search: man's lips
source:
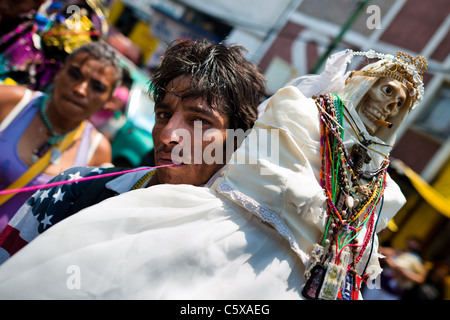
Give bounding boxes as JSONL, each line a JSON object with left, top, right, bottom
{"left": 158, "top": 157, "right": 175, "bottom": 165}
{"left": 157, "top": 152, "right": 185, "bottom": 165}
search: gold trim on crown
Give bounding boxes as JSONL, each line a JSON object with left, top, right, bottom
{"left": 348, "top": 50, "right": 428, "bottom": 108}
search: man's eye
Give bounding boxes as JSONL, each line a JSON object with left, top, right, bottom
{"left": 155, "top": 112, "right": 170, "bottom": 120}
{"left": 382, "top": 85, "right": 393, "bottom": 95}
{"left": 193, "top": 118, "right": 212, "bottom": 126}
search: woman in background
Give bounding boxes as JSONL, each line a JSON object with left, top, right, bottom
{"left": 0, "top": 41, "right": 122, "bottom": 231}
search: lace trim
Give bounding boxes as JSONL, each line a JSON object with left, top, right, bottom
{"left": 216, "top": 182, "right": 310, "bottom": 265}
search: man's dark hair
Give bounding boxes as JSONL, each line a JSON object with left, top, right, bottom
{"left": 150, "top": 39, "right": 268, "bottom": 131}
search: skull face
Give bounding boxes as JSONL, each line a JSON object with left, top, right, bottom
{"left": 356, "top": 77, "right": 408, "bottom": 136}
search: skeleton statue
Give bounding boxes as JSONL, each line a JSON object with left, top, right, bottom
{"left": 296, "top": 50, "right": 428, "bottom": 300}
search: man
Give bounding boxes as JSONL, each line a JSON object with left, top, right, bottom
{"left": 148, "top": 40, "right": 266, "bottom": 185}
{"left": 0, "top": 39, "right": 267, "bottom": 263}
{"left": 0, "top": 49, "right": 426, "bottom": 300}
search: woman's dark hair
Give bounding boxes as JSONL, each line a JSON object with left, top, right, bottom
{"left": 150, "top": 39, "right": 267, "bottom": 131}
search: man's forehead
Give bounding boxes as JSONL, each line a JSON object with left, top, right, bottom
{"left": 159, "top": 93, "right": 218, "bottom": 117}
{"left": 164, "top": 78, "right": 210, "bottom": 108}
{"left": 164, "top": 75, "right": 229, "bottom": 125}
{"left": 168, "top": 76, "right": 190, "bottom": 90}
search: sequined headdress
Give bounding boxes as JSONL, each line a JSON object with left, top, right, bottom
{"left": 347, "top": 50, "right": 427, "bottom": 109}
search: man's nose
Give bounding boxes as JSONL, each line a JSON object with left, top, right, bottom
{"left": 159, "top": 114, "right": 187, "bottom": 145}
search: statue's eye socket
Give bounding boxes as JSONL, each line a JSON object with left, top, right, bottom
{"left": 382, "top": 85, "right": 393, "bottom": 95}
{"left": 397, "top": 98, "right": 403, "bottom": 107}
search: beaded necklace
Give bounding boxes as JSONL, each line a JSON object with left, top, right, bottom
{"left": 302, "top": 94, "right": 389, "bottom": 300}
{"left": 31, "top": 95, "right": 68, "bottom": 164}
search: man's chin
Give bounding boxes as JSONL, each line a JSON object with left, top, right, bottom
{"left": 154, "top": 167, "right": 193, "bottom": 185}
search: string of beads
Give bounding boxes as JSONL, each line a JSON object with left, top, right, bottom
{"left": 305, "top": 93, "right": 389, "bottom": 299}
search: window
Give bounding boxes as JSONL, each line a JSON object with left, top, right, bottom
{"left": 415, "top": 83, "right": 450, "bottom": 141}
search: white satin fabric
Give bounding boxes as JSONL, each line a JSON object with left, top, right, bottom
{"left": 0, "top": 184, "right": 305, "bottom": 299}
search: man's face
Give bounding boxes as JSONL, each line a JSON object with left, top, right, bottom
{"left": 356, "top": 77, "right": 408, "bottom": 136}
{"left": 151, "top": 76, "right": 229, "bottom": 186}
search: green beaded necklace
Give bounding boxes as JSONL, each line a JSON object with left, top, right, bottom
{"left": 31, "top": 95, "right": 68, "bottom": 163}
{"left": 39, "top": 96, "right": 66, "bottom": 145}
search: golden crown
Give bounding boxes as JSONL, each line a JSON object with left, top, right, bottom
{"left": 348, "top": 50, "right": 428, "bottom": 108}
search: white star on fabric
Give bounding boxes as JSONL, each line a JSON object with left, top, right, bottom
{"left": 40, "top": 213, "right": 53, "bottom": 229}
{"left": 91, "top": 168, "right": 103, "bottom": 174}
{"left": 68, "top": 171, "right": 82, "bottom": 182}
{"left": 39, "top": 189, "right": 50, "bottom": 202}
{"left": 31, "top": 190, "right": 42, "bottom": 202}
{"left": 52, "top": 188, "right": 65, "bottom": 203}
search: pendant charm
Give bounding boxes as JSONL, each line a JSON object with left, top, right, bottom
{"left": 302, "top": 264, "right": 326, "bottom": 300}
{"left": 31, "top": 154, "right": 39, "bottom": 164}
{"left": 318, "top": 263, "right": 346, "bottom": 300}
{"left": 50, "top": 148, "right": 62, "bottom": 164}
{"left": 337, "top": 272, "right": 355, "bottom": 300}
{"left": 304, "top": 243, "right": 324, "bottom": 278}
{"left": 36, "top": 141, "right": 52, "bottom": 158}
{"left": 349, "top": 143, "right": 371, "bottom": 176}
{"left": 338, "top": 272, "right": 362, "bottom": 300}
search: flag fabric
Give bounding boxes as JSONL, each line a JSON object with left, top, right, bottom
{"left": 0, "top": 166, "right": 154, "bottom": 264}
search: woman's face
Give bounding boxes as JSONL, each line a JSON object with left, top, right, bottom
{"left": 50, "top": 52, "right": 118, "bottom": 124}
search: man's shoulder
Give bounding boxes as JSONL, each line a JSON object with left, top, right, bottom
{"left": 0, "top": 166, "right": 137, "bottom": 264}
{"left": 50, "top": 166, "right": 152, "bottom": 191}
{"left": 27, "top": 166, "right": 126, "bottom": 211}
{"left": 25, "top": 166, "right": 129, "bottom": 231}
{"left": 51, "top": 166, "right": 117, "bottom": 181}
